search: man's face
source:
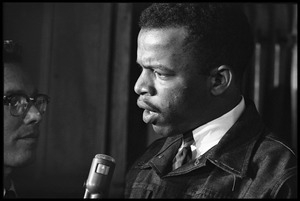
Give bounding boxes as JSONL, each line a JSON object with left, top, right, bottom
{"left": 4, "top": 63, "right": 42, "bottom": 168}
{"left": 135, "top": 27, "right": 214, "bottom": 137}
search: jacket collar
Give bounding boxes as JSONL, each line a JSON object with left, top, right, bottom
{"left": 147, "top": 135, "right": 183, "bottom": 176}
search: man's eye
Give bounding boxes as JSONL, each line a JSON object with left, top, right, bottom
{"left": 154, "top": 71, "right": 161, "bottom": 76}
{"left": 154, "top": 71, "right": 168, "bottom": 79}
{"left": 11, "top": 96, "right": 27, "bottom": 106}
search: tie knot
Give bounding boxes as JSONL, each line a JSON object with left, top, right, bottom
{"left": 182, "top": 131, "right": 194, "bottom": 147}
{"left": 172, "top": 131, "right": 194, "bottom": 170}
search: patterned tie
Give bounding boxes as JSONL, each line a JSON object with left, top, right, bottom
{"left": 172, "top": 132, "right": 194, "bottom": 170}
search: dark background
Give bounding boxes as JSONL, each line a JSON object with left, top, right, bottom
{"left": 3, "top": 2, "right": 297, "bottom": 198}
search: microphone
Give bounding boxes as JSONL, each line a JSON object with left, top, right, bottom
{"left": 83, "top": 154, "right": 116, "bottom": 199}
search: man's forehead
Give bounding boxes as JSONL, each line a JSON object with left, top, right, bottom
{"left": 138, "top": 27, "right": 188, "bottom": 48}
{"left": 4, "top": 63, "right": 36, "bottom": 95}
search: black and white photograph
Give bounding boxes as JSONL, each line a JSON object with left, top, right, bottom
{"left": 3, "top": 2, "right": 297, "bottom": 198}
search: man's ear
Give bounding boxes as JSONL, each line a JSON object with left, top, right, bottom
{"left": 210, "top": 65, "right": 232, "bottom": 95}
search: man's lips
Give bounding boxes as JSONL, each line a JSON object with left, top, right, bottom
{"left": 20, "top": 133, "right": 39, "bottom": 139}
{"left": 136, "top": 98, "right": 159, "bottom": 113}
{"left": 17, "top": 129, "right": 39, "bottom": 140}
{"left": 137, "top": 99, "right": 160, "bottom": 124}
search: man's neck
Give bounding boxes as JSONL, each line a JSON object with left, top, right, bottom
{"left": 207, "top": 93, "right": 242, "bottom": 124}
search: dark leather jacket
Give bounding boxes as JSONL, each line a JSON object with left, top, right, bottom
{"left": 125, "top": 99, "right": 297, "bottom": 198}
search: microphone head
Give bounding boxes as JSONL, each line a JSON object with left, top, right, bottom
{"left": 84, "top": 154, "right": 116, "bottom": 198}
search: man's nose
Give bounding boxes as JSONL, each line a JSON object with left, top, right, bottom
{"left": 23, "top": 105, "right": 42, "bottom": 125}
{"left": 134, "top": 70, "right": 155, "bottom": 96}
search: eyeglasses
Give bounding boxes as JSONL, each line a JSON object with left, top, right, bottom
{"left": 3, "top": 93, "right": 50, "bottom": 117}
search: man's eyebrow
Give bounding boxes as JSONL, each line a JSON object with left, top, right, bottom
{"left": 4, "top": 89, "right": 25, "bottom": 96}
{"left": 136, "top": 61, "right": 173, "bottom": 72}
{"left": 4, "top": 89, "right": 38, "bottom": 96}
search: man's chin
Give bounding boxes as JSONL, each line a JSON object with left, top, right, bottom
{"left": 9, "top": 152, "right": 36, "bottom": 168}
{"left": 152, "top": 124, "right": 177, "bottom": 137}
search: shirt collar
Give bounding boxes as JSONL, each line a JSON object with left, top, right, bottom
{"left": 191, "top": 96, "right": 245, "bottom": 158}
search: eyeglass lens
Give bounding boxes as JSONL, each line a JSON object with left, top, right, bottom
{"left": 9, "top": 95, "right": 48, "bottom": 116}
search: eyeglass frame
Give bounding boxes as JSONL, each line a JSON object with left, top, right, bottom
{"left": 3, "top": 93, "right": 50, "bottom": 117}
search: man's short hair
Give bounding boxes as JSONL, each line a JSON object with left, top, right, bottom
{"left": 139, "top": 3, "right": 254, "bottom": 82}
{"left": 3, "top": 40, "right": 22, "bottom": 64}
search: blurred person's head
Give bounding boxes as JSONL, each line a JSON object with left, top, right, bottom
{"left": 3, "top": 40, "right": 49, "bottom": 187}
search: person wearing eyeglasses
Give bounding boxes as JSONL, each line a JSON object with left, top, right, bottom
{"left": 3, "top": 40, "right": 50, "bottom": 198}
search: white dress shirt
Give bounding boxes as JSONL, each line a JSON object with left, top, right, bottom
{"left": 189, "top": 97, "right": 245, "bottom": 159}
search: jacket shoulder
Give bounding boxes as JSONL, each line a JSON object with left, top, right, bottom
{"left": 251, "top": 132, "right": 297, "bottom": 179}
{"left": 250, "top": 133, "right": 298, "bottom": 198}
{"left": 259, "top": 134, "right": 296, "bottom": 159}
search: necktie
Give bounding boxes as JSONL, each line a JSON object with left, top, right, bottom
{"left": 4, "top": 189, "right": 16, "bottom": 199}
{"left": 172, "top": 132, "right": 194, "bottom": 170}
